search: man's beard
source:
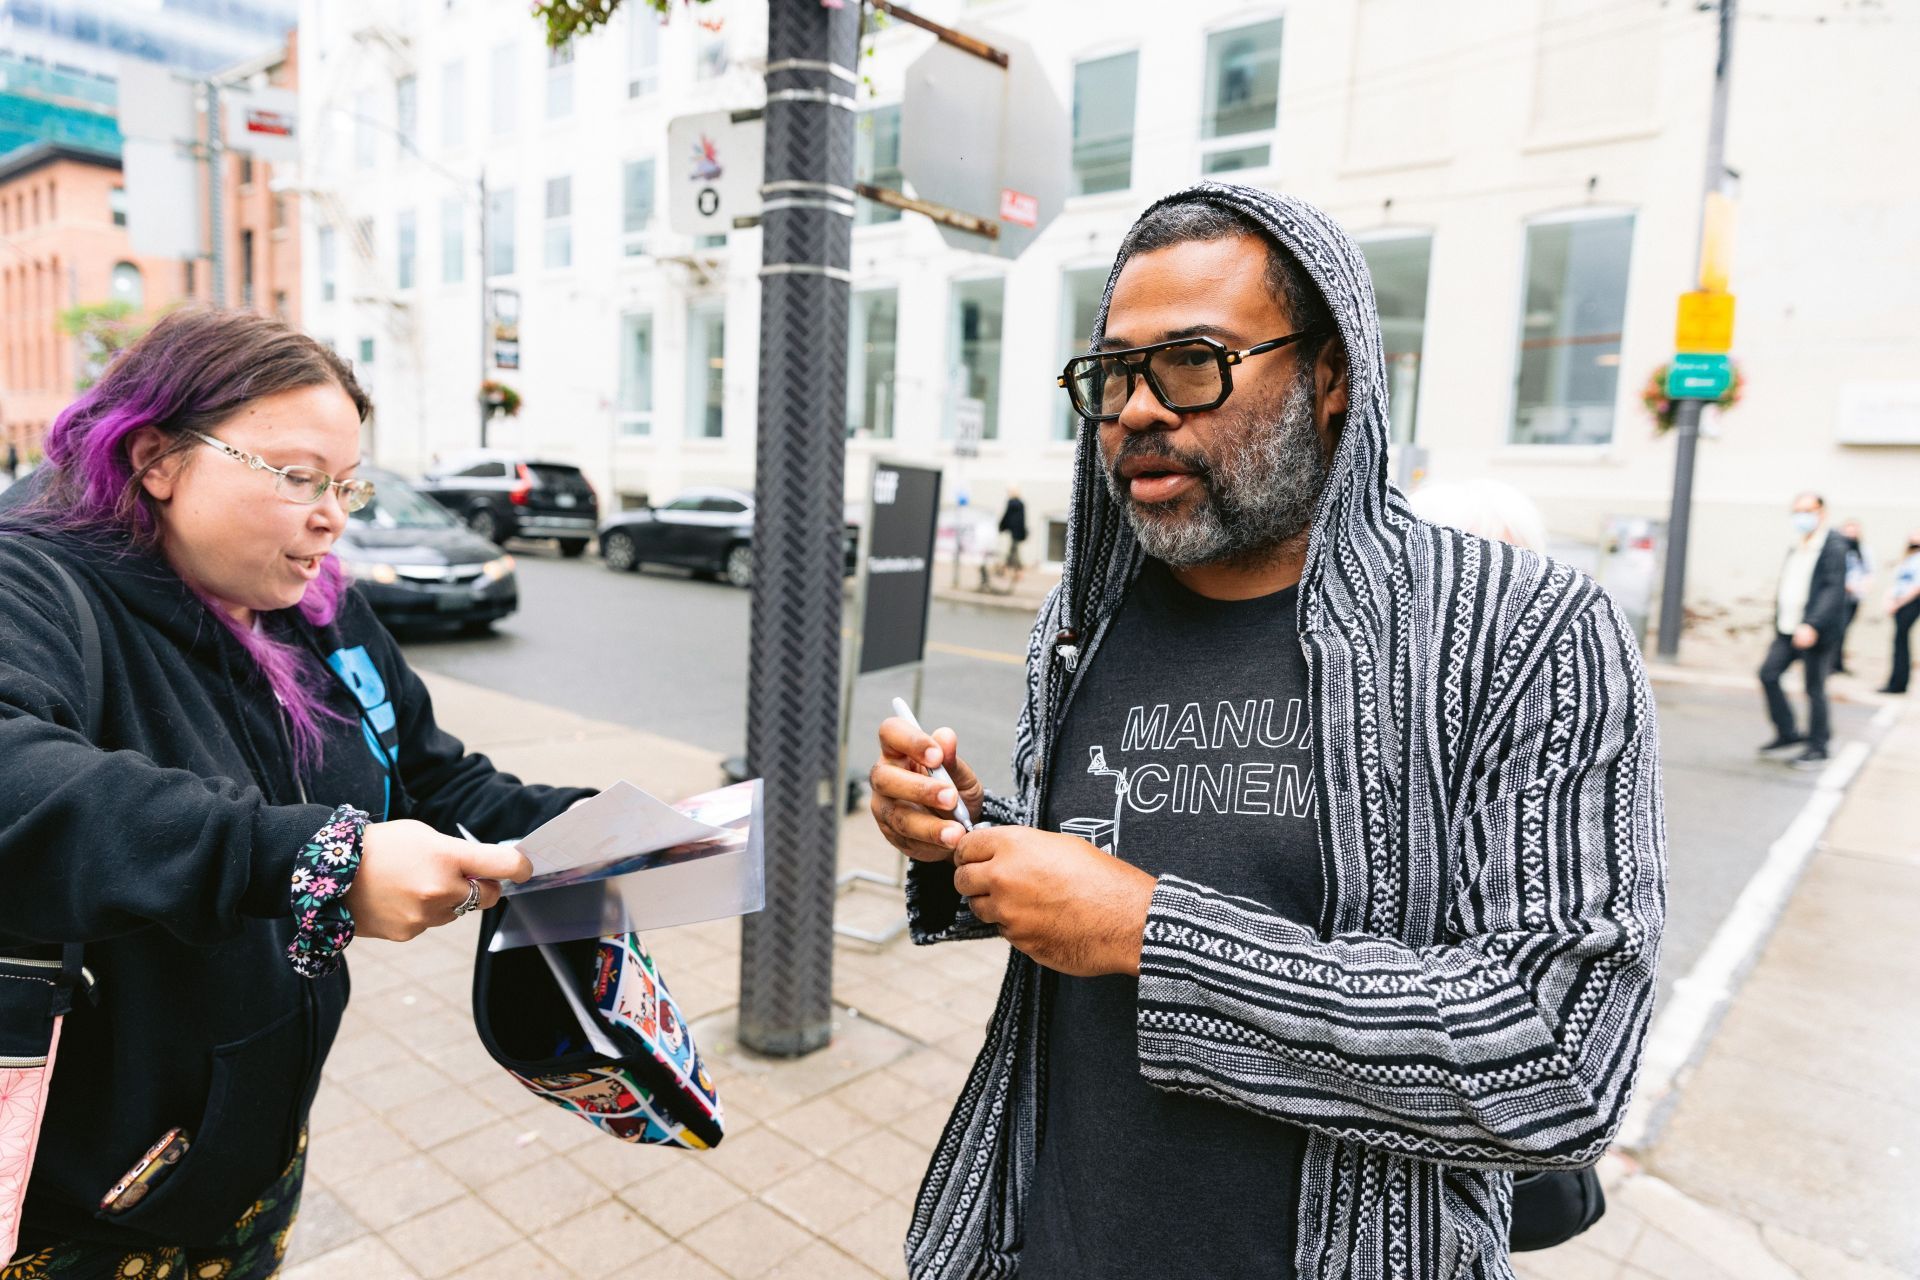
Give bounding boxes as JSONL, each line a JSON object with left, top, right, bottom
{"left": 1101, "top": 367, "right": 1329, "bottom": 569}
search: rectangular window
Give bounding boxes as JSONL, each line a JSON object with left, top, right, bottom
{"left": 1359, "top": 234, "right": 1431, "bottom": 445}
{"left": 854, "top": 106, "right": 903, "bottom": 226}
{"left": 318, "top": 225, "right": 337, "bottom": 302}
{"left": 686, "top": 299, "right": 726, "bottom": 438}
{"left": 949, "top": 277, "right": 1005, "bottom": 442}
{"left": 622, "top": 158, "right": 655, "bottom": 255}
{"left": 397, "top": 208, "right": 417, "bottom": 289}
{"left": 627, "top": 10, "right": 661, "bottom": 97}
{"left": 847, "top": 289, "right": 898, "bottom": 439}
{"left": 355, "top": 109, "right": 376, "bottom": 169}
{"left": 1057, "top": 267, "right": 1109, "bottom": 440}
{"left": 1201, "top": 19, "right": 1283, "bottom": 173}
{"left": 1072, "top": 52, "right": 1137, "bottom": 196}
{"left": 490, "top": 43, "right": 517, "bottom": 137}
{"left": 696, "top": 29, "right": 729, "bottom": 81}
{"left": 1511, "top": 213, "right": 1635, "bottom": 446}
{"left": 395, "top": 75, "right": 418, "bottom": 151}
{"left": 238, "top": 154, "right": 254, "bottom": 186}
{"left": 486, "top": 185, "right": 516, "bottom": 276}
{"left": 358, "top": 337, "right": 375, "bottom": 365}
{"left": 240, "top": 229, "right": 255, "bottom": 306}
{"left": 441, "top": 197, "right": 465, "bottom": 283}
{"left": 618, "top": 312, "right": 653, "bottom": 436}
{"left": 543, "top": 175, "right": 571, "bottom": 269}
{"left": 546, "top": 43, "right": 574, "bottom": 118}
{"left": 109, "top": 185, "right": 126, "bottom": 227}
{"left": 442, "top": 59, "right": 466, "bottom": 148}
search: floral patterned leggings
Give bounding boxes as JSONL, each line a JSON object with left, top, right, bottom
{"left": 1, "top": 1131, "right": 305, "bottom": 1280}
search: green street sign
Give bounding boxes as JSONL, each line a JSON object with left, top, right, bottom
{"left": 1667, "top": 352, "right": 1733, "bottom": 400}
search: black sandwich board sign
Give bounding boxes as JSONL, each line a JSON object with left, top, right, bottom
{"left": 858, "top": 462, "right": 942, "bottom": 676}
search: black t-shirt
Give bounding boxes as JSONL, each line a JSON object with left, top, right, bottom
{"left": 1022, "top": 560, "right": 1324, "bottom": 1280}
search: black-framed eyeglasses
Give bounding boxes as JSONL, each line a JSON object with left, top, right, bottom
{"left": 1057, "top": 327, "right": 1328, "bottom": 423}
{"left": 189, "top": 430, "right": 376, "bottom": 514}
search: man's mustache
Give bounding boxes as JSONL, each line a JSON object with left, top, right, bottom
{"left": 1105, "top": 435, "right": 1214, "bottom": 501}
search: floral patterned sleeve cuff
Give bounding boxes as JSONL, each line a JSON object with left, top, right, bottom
{"left": 287, "top": 804, "right": 369, "bottom": 979}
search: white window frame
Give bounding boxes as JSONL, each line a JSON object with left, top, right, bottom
{"left": 441, "top": 59, "right": 466, "bottom": 150}
{"left": 395, "top": 75, "right": 418, "bottom": 152}
{"left": 686, "top": 297, "right": 727, "bottom": 440}
{"left": 543, "top": 175, "right": 572, "bottom": 270}
{"left": 1069, "top": 49, "right": 1139, "bottom": 199}
{"left": 396, "top": 208, "right": 417, "bottom": 291}
{"left": 546, "top": 42, "right": 574, "bottom": 119}
{"left": 1197, "top": 13, "right": 1286, "bottom": 178}
{"left": 622, "top": 157, "right": 656, "bottom": 256}
{"left": 627, "top": 9, "right": 661, "bottom": 98}
{"left": 1353, "top": 227, "right": 1435, "bottom": 447}
{"left": 490, "top": 43, "right": 518, "bottom": 137}
{"left": 487, "top": 185, "right": 516, "bottom": 277}
{"left": 1504, "top": 204, "right": 1638, "bottom": 451}
{"left": 440, "top": 196, "right": 465, "bottom": 285}
{"left": 617, "top": 310, "right": 654, "bottom": 437}
{"left": 947, "top": 274, "right": 1007, "bottom": 443}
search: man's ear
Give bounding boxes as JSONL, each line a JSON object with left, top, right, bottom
{"left": 127, "top": 428, "right": 182, "bottom": 501}
{"left": 1320, "top": 333, "right": 1351, "bottom": 422}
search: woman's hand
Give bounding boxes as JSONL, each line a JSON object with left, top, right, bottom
{"left": 868, "top": 718, "right": 984, "bottom": 864}
{"left": 345, "top": 820, "right": 533, "bottom": 941}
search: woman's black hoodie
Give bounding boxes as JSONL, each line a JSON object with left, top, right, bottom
{"left": 0, "top": 531, "right": 592, "bottom": 1249}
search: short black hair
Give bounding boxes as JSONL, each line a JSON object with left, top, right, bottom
{"left": 1116, "top": 198, "right": 1334, "bottom": 353}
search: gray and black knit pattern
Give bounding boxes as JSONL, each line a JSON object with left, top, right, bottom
{"left": 901, "top": 183, "right": 1667, "bottom": 1280}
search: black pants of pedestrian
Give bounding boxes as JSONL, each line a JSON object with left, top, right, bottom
{"left": 1889, "top": 598, "right": 1920, "bottom": 693}
{"left": 1836, "top": 600, "right": 1861, "bottom": 672}
{"left": 1760, "top": 631, "right": 1837, "bottom": 748}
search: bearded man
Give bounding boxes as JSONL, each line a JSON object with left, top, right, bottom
{"left": 867, "top": 184, "right": 1667, "bottom": 1279}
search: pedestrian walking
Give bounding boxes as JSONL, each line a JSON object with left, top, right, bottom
{"left": 0, "top": 309, "right": 596, "bottom": 1278}
{"left": 867, "top": 184, "right": 1665, "bottom": 1280}
{"left": 1879, "top": 530, "right": 1920, "bottom": 695}
{"left": 996, "top": 487, "right": 1028, "bottom": 570}
{"left": 1835, "top": 518, "right": 1870, "bottom": 674}
{"left": 1758, "top": 492, "right": 1850, "bottom": 768}
{"left": 3, "top": 440, "right": 17, "bottom": 481}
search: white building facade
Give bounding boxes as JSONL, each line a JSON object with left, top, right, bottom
{"left": 300, "top": 0, "right": 1920, "bottom": 640}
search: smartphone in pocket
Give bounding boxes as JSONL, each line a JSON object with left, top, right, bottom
{"left": 99, "top": 1128, "right": 191, "bottom": 1214}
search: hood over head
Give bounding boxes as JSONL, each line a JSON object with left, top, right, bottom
{"left": 1055, "top": 182, "right": 1402, "bottom": 653}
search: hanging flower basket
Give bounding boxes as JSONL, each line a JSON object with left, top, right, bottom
{"left": 1643, "top": 359, "right": 1743, "bottom": 433}
{"left": 480, "top": 380, "right": 522, "bottom": 417}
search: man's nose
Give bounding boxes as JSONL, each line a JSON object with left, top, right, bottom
{"left": 1116, "top": 370, "right": 1179, "bottom": 433}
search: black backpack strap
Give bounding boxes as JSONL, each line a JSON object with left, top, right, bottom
{"left": 14, "top": 539, "right": 104, "bottom": 740}
{"left": 8, "top": 538, "right": 101, "bottom": 1004}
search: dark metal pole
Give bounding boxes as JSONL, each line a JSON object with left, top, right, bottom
{"left": 1655, "top": 0, "right": 1737, "bottom": 659}
{"left": 207, "top": 79, "right": 226, "bottom": 304}
{"left": 737, "top": 0, "right": 862, "bottom": 1057}
{"left": 478, "top": 171, "right": 490, "bottom": 450}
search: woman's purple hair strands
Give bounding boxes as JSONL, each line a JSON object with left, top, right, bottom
{"left": 12, "top": 307, "right": 370, "bottom": 772}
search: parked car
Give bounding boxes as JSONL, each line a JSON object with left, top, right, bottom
{"left": 336, "top": 467, "right": 519, "bottom": 631}
{"left": 415, "top": 450, "right": 598, "bottom": 557}
{"left": 598, "top": 487, "right": 858, "bottom": 587}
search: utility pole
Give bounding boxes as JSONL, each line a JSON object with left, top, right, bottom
{"left": 206, "top": 79, "right": 226, "bottom": 304}
{"left": 478, "top": 170, "right": 490, "bottom": 450}
{"left": 737, "top": 0, "right": 862, "bottom": 1057}
{"left": 1656, "top": 0, "right": 1738, "bottom": 659}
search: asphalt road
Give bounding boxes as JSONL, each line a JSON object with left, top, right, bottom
{"left": 401, "top": 546, "right": 1881, "bottom": 1011}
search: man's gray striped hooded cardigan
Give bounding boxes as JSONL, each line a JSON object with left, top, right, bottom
{"left": 900, "top": 183, "right": 1667, "bottom": 1280}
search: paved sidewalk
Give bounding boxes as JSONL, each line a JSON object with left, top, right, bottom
{"left": 281, "top": 672, "right": 1916, "bottom": 1279}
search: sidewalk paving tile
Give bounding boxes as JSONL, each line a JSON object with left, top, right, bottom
{"left": 280, "top": 1233, "right": 422, "bottom": 1280}
{"left": 619, "top": 1243, "right": 730, "bottom": 1280}
{"left": 759, "top": 1160, "right": 886, "bottom": 1235}
{"left": 429, "top": 1119, "right": 561, "bottom": 1190}
{"left": 761, "top": 1093, "right": 877, "bottom": 1157}
{"left": 679, "top": 1200, "right": 812, "bottom": 1278}
{"left": 330, "top": 1152, "right": 469, "bottom": 1233}
{"left": 829, "top": 1128, "right": 934, "bottom": 1199}
{"left": 700, "top": 1127, "right": 813, "bottom": 1195}
{"left": 828, "top": 1198, "right": 914, "bottom": 1279}
{"left": 530, "top": 1200, "right": 670, "bottom": 1276}
{"left": 383, "top": 1197, "right": 525, "bottom": 1278}
{"left": 477, "top": 1154, "right": 611, "bottom": 1235}
{"left": 764, "top": 1239, "right": 886, "bottom": 1280}
{"left": 445, "top": 1239, "right": 576, "bottom": 1279}
{"left": 276, "top": 1184, "right": 367, "bottom": 1270}
{"left": 618, "top": 1161, "right": 748, "bottom": 1237}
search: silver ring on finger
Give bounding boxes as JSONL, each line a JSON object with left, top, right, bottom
{"left": 451, "top": 877, "right": 481, "bottom": 919}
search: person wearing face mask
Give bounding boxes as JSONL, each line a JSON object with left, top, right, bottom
{"left": 1879, "top": 532, "right": 1920, "bottom": 695}
{"left": 0, "top": 309, "right": 597, "bottom": 1277}
{"left": 1757, "top": 492, "right": 1851, "bottom": 768}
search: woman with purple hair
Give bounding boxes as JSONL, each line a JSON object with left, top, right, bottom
{"left": 0, "top": 308, "right": 596, "bottom": 1278}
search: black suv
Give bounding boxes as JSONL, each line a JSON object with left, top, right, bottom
{"left": 416, "top": 451, "right": 599, "bottom": 557}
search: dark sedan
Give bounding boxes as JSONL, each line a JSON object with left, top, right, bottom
{"left": 598, "top": 487, "right": 857, "bottom": 587}
{"left": 336, "top": 468, "right": 519, "bottom": 632}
